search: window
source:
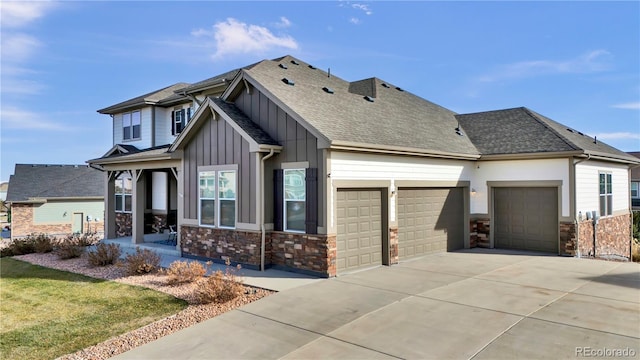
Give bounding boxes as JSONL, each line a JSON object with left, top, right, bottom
{"left": 284, "top": 169, "right": 305, "bottom": 232}
{"left": 172, "top": 107, "right": 192, "bottom": 136}
{"left": 599, "top": 173, "right": 612, "bottom": 216}
{"left": 631, "top": 182, "right": 639, "bottom": 198}
{"left": 115, "top": 174, "right": 132, "bottom": 213}
{"left": 122, "top": 111, "right": 141, "bottom": 140}
{"left": 199, "top": 169, "right": 236, "bottom": 228}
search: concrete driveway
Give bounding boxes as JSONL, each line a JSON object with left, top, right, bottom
{"left": 115, "top": 249, "right": 640, "bottom": 359}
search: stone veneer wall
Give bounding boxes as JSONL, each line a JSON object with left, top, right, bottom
{"left": 270, "top": 232, "right": 336, "bottom": 277}
{"left": 575, "top": 214, "right": 630, "bottom": 259}
{"left": 115, "top": 212, "right": 132, "bottom": 237}
{"left": 389, "top": 227, "right": 398, "bottom": 265}
{"left": 470, "top": 219, "right": 490, "bottom": 248}
{"left": 594, "top": 214, "right": 631, "bottom": 258}
{"left": 181, "top": 225, "right": 262, "bottom": 266}
{"left": 151, "top": 214, "right": 167, "bottom": 233}
{"left": 559, "top": 222, "right": 576, "bottom": 256}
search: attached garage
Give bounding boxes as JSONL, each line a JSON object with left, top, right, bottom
{"left": 494, "top": 187, "right": 558, "bottom": 253}
{"left": 397, "top": 188, "right": 465, "bottom": 260}
{"left": 336, "top": 189, "right": 384, "bottom": 274}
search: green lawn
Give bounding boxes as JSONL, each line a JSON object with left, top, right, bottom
{"left": 0, "top": 258, "right": 187, "bottom": 360}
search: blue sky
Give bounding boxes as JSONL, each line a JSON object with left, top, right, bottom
{"left": 1, "top": 1, "right": 639, "bottom": 182}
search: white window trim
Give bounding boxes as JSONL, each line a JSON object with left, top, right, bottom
{"left": 283, "top": 168, "right": 306, "bottom": 233}
{"left": 172, "top": 106, "right": 193, "bottom": 136}
{"left": 631, "top": 181, "right": 639, "bottom": 199}
{"left": 122, "top": 111, "right": 141, "bottom": 141}
{"left": 599, "top": 172, "right": 613, "bottom": 217}
{"left": 198, "top": 165, "right": 238, "bottom": 229}
{"left": 115, "top": 174, "right": 132, "bottom": 214}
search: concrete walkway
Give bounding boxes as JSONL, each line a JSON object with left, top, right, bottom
{"left": 114, "top": 249, "right": 640, "bottom": 359}
{"left": 102, "top": 237, "right": 321, "bottom": 292}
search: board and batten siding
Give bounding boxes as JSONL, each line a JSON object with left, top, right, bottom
{"left": 183, "top": 113, "right": 257, "bottom": 224}
{"left": 471, "top": 158, "right": 570, "bottom": 217}
{"left": 234, "top": 90, "right": 325, "bottom": 228}
{"left": 575, "top": 160, "right": 630, "bottom": 216}
{"left": 112, "top": 107, "right": 153, "bottom": 148}
{"left": 33, "top": 200, "right": 105, "bottom": 224}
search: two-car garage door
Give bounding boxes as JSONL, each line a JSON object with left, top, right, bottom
{"left": 336, "top": 187, "right": 465, "bottom": 274}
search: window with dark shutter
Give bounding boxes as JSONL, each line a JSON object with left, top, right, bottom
{"left": 305, "top": 168, "right": 318, "bottom": 234}
{"left": 274, "top": 169, "right": 283, "bottom": 231}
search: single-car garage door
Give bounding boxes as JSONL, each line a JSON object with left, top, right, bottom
{"left": 336, "top": 189, "right": 383, "bottom": 273}
{"left": 398, "top": 188, "right": 464, "bottom": 259}
{"left": 494, "top": 187, "right": 558, "bottom": 253}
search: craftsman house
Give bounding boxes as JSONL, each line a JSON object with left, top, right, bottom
{"left": 90, "top": 55, "right": 639, "bottom": 277}
{"left": 6, "top": 164, "right": 104, "bottom": 239}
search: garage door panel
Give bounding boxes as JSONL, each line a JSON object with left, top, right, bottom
{"left": 398, "top": 188, "right": 464, "bottom": 260}
{"left": 336, "top": 189, "right": 383, "bottom": 274}
{"left": 495, "top": 187, "right": 558, "bottom": 253}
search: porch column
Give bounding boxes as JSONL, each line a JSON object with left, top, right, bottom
{"left": 132, "top": 170, "right": 146, "bottom": 244}
{"left": 172, "top": 166, "right": 181, "bottom": 250}
{"left": 104, "top": 171, "right": 116, "bottom": 239}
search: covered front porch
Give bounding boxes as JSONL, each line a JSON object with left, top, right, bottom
{"left": 88, "top": 145, "right": 182, "bottom": 248}
{"left": 102, "top": 233, "right": 180, "bottom": 257}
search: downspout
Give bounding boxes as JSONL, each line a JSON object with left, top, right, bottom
{"left": 260, "top": 149, "right": 276, "bottom": 271}
{"left": 573, "top": 154, "right": 591, "bottom": 258}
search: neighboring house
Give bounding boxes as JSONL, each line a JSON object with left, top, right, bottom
{"left": 6, "top": 164, "right": 105, "bottom": 239}
{"left": 629, "top": 152, "right": 640, "bottom": 211}
{"left": 89, "top": 55, "right": 640, "bottom": 277}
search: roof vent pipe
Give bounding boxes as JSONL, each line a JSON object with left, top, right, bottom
{"left": 594, "top": 136, "right": 597, "bottom": 144}
{"left": 328, "top": 68, "right": 331, "bottom": 78}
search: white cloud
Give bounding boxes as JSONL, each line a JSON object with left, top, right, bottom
{"left": 352, "top": 4, "right": 373, "bottom": 15}
{"left": 1, "top": 33, "right": 41, "bottom": 62}
{"left": 611, "top": 102, "right": 640, "bottom": 110}
{"left": 193, "top": 18, "right": 298, "bottom": 59}
{"left": 349, "top": 17, "right": 361, "bottom": 25}
{"left": 593, "top": 132, "right": 640, "bottom": 140}
{"left": 274, "top": 16, "right": 291, "bottom": 28}
{"left": 0, "top": 107, "right": 67, "bottom": 131}
{"left": 0, "top": 1, "right": 57, "bottom": 28}
{"left": 478, "top": 50, "right": 612, "bottom": 83}
{"left": 0, "top": 79, "right": 46, "bottom": 95}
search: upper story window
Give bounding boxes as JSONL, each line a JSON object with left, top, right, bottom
{"left": 115, "top": 173, "right": 132, "bottom": 213}
{"left": 123, "top": 111, "right": 141, "bottom": 141}
{"left": 631, "top": 182, "right": 639, "bottom": 198}
{"left": 172, "top": 107, "right": 192, "bottom": 136}
{"left": 284, "top": 169, "right": 306, "bottom": 232}
{"left": 599, "top": 173, "right": 612, "bottom": 216}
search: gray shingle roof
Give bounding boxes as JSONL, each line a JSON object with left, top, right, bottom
{"left": 241, "top": 56, "right": 480, "bottom": 157}
{"left": 210, "top": 97, "right": 279, "bottom": 146}
{"left": 456, "top": 107, "right": 638, "bottom": 162}
{"left": 98, "top": 83, "right": 190, "bottom": 114}
{"left": 6, "top": 164, "right": 104, "bottom": 202}
{"left": 176, "top": 69, "right": 242, "bottom": 95}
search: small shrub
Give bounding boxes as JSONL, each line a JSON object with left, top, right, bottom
{"left": 88, "top": 242, "right": 122, "bottom": 267}
{"left": 632, "top": 238, "right": 640, "bottom": 263}
{"left": 122, "top": 248, "right": 161, "bottom": 276}
{"left": 194, "top": 259, "right": 244, "bottom": 304}
{"left": 73, "top": 232, "right": 101, "bottom": 247}
{"left": 31, "top": 233, "right": 55, "bottom": 253}
{"left": 55, "top": 233, "right": 94, "bottom": 259}
{"left": 5, "top": 237, "right": 36, "bottom": 256}
{"left": 163, "top": 260, "right": 207, "bottom": 285}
